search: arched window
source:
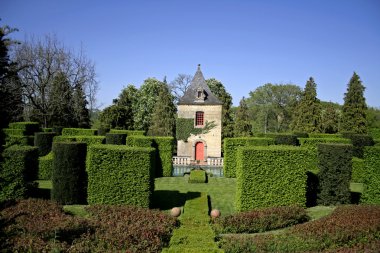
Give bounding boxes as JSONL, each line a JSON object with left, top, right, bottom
{"left": 195, "top": 111, "right": 204, "bottom": 126}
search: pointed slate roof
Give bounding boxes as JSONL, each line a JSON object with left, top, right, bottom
{"left": 178, "top": 65, "right": 223, "bottom": 105}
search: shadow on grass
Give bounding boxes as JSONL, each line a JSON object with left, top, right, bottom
{"left": 153, "top": 191, "right": 201, "bottom": 211}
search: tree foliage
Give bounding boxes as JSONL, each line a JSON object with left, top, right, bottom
{"left": 147, "top": 84, "right": 176, "bottom": 136}
{"left": 169, "top": 74, "right": 192, "bottom": 103}
{"left": 247, "top": 83, "right": 301, "bottom": 133}
{"left": 206, "top": 78, "right": 234, "bottom": 138}
{"left": 291, "top": 77, "right": 322, "bottom": 133}
{"left": 14, "top": 34, "right": 97, "bottom": 127}
{"left": 321, "top": 102, "right": 341, "bottom": 134}
{"left": 234, "top": 97, "right": 252, "bottom": 137}
{"left": 341, "top": 72, "right": 367, "bottom": 133}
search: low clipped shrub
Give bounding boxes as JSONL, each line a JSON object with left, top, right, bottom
{"left": 0, "top": 199, "right": 89, "bottom": 252}
{"left": 70, "top": 205, "right": 177, "bottom": 252}
{"left": 361, "top": 146, "right": 380, "bottom": 204}
{"left": 351, "top": 157, "right": 365, "bottom": 183}
{"left": 61, "top": 128, "right": 97, "bottom": 136}
{"left": 317, "top": 143, "right": 353, "bottom": 205}
{"left": 8, "top": 122, "right": 40, "bottom": 135}
{"left": 274, "top": 134, "right": 299, "bottom": 146}
{"left": 189, "top": 169, "right": 207, "bottom": 183}
{"left": 236, "top": 146, "right": 312, "bottom": 211}
{"left": 109, "top": 129, "right": 145, "bottom": 135}
{"left": 213, "top": 206, "right": 309, "bottom": 234}
{"left": 38, "top": 152, "right": 54, "bottom": 180}
{"left": 105, "top": 133, "right": 126, "bottom": 145}
{"left": 51, "top": 142, "right": 87, "bottom": 205}
{"left": 0, "top": 146, "right": 38, "bottom": 202}
{"left": 224, "top": 137, "right": 274, "bottom": 178}
{"left": 34, "top": 132, "right": 56, "bottom": 156}
{"left": 87, "top": 145, "right": 155, "bottom": 207}
{"left": 220, "top": 205, "right": 380, "bottom": 253}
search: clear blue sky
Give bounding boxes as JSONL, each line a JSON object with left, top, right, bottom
{"left": 2, "top": 0, "right": 380, "bottom": 108}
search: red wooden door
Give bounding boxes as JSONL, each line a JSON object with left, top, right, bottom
{"left": 195, "top": 142, "right": 204, "bottom": 161}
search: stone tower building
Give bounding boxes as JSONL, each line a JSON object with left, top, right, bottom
{"left": 176, "top": 65, "right": 223, "bottom": 164}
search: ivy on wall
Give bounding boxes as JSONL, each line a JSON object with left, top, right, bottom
{"left": 176, "top": 118, "right": 216, "bottom": 142}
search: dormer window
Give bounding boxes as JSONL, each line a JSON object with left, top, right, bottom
{"left": 195, "top": 87, "right": 206, "bottom": 102}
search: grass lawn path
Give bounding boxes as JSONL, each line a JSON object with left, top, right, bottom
{"left": 162, "top": 192, "right": 223, "bottom": 253}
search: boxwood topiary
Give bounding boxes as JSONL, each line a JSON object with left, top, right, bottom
{"left": 317, "top": 143, "right": 353, "bottom": 205}
{"left": 106, "top": 133, "right": 127, "bottom": 145}
{"left": 189, "top": 170, "right": 207, "bottom": 183}
{"left": 0, "top": 145, "right": 39, "bottom": 202}
{"left": 51, "top": 142, "right": 87, "bottom": 205}
{"left": 34, "top": 132, "right": 57, "bottom": 156}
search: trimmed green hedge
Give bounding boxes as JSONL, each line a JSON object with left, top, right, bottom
{"left": 3, "top": 129, "right": 24, "bottom": 136}
{"left": 224, "top": 137, "right": 274, "bottom": 178}
{"left": 351, "top": 157, "right": 365, "bottom": 183}
{"left": 42, "top": 128, "right": 53, "bottom": 132}
{"left": 189, "top": 170, "right": 207, "bottom": 183}
{"left": 105, "top": 133, "right": 127, "bottom": 145}
{"left": 5, "top": 135, "right": 34, "bottom": 147}
{"left": 61, "top": 128, "right": 97, "bottom": 136}
{"left": 361, "top": 146, "right": 380, "bottom": 204}
{"left": 34, "top": 132, "right": 56, "bottom": 156}
{"left": 348, "top": 134, "right": 375, "bottom": 158}
{"left": 299, "top": 138, "right": 351, "bottom": 148}
{"left": 109, "top": 129, "right": 145, "bottom": 136}
{"left": 51, "top": 142, "right": 87, "bottom": 205}
{"left": 38, "top": 152, "right": 54, "bottom": 180}
{"left": 87, "top": 145, "right": 155, "bottom": 207}
{"left": 53, "top": 135, "right": 105, "bottom": 145}
{"left": 8, "top": 122, "right": 40, "bottom": 135}
{"left": 317, "top": 143, "right": 353, "bottom": 205}
{"left": 308, "top": 133, "right": 342, "bottom": 138}
{"left": 126, "top": 136, "right": 153, "bottom": 147}
{"left": 0, "top": 146, "right": 39, "bottom": 202}
{"left": 236, "top": 146, "right": 312, "bottom": 211}
{"left": 274, "top": 134, "right": 299, "bottom": 146}
{"left": 152, "top": 137, "right": 174, "bottom": 177}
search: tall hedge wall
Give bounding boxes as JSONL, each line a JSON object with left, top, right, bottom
{"left": 38, "top": 152, "right": 53, "bottom": 180}
{"left": 53, "top": 136, "right": 105, "bottom": 145}
{"left": 5, "top": 135, "right": 34, "bottom": 147}
{"left": 317, "top": 143, "right": 353, "bottom": 205}
{"left": 152, "top": 137, "right": 174, "bottom": 177}
{"left": 0, "top": 146, "right": 39, "bottom": 202}
{"left": 109, "top": 129, "right": 145, "bottom": 136}
{"left": 34, "top": 132, "right": 56, "bottom": 156}
{"left": 126, "top": 136, "right": 153, "bottom": 147}
{"left": 236, "top": 146, "right": 312, "bottom": 211}
{"left": 361, "top": 146, "right": 380, "bottom": 204}
{"left": 51, "top": 142, "right": 87, "bottom": 205}
{"left": 8, "top": 122, "right": 40, "bottom": 135}
{"left": 224, "top": 137, "right": 274, "bottom": 178}
{"left": 61, "top": 128, "right": 97, "bottom": 136}
{"left": 87, "top": 145, "right": 155, "bottom": 207}
{"left": 351, "top": 157, "right": 365, "bottom": 183}
{"left": 105, "top": 133, "right": 127, "bottom": 145}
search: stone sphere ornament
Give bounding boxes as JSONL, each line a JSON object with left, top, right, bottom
{"left": 170, "top": 207, "right": 181, "bottom": 217}
{"left": 210, "top": 209, "right": 221, "bottom": 218}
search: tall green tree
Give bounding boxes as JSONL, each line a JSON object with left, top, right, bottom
{"left": 72, "top": 85, "right": 90, "bottom": 128}
{"left": 206, "top": 78, "right": 234, "bottom": 139}
{"left": 321, "top": 102, "right": 341, "bottom": 134}
{"left": 291, "top": 77, "right": 322, "bottom": 133}
{"left": 99, "top": 104, "right": 132, "bottom": 129}
{"left": 247, "top": 83, "right": 301, "bottom": 133}
{"left": 234, "top": 97, "right": 252, "bottom": 137}
{"left": 0, "top": 23, "right": 23, "bottom": 131}
{"left": 341, "top": 72, "right": 367, "bottom": 133}
{"left": 147, "top": 84, "right": 176, "bottom": 136}
{"left": 134, "top": 78, "right": 166, "bottom": 131}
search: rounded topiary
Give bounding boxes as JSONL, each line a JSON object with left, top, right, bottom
{"left": 210, "top": 209, "right": 221, "bottom": 218}
{"left": 170, "top": 207, "right": 181, "bottom": 217}
{"left": 106, "top": 133, "right": 127, "bottom": 145}
{"left": 51, "top": 142, "right": 87, "bottom": 205}
{"left": 34, "top": 132, "right": 57, "bottom": 156}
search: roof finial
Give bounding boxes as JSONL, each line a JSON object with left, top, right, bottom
{"left": 197, "top": 64, "right": 201, "bottom": 70}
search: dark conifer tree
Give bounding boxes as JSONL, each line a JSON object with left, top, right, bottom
{"left": 341, "top": 72, "right": 367, "bottom": 133}
{"left": 73, "top": 85, "right": 90, "bottom": 128}
{"left": 147, "top": 84, "right": 176, "bottom": 136}
{"left": 291, "top": 77, "right": 322, "bottom": 133}
{"left": 234, "top": 97, "right": 252, "bottom": 137}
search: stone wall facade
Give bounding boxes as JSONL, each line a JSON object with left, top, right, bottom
{"left": 177, "top": 104, "right": 222, "bottom": 160}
